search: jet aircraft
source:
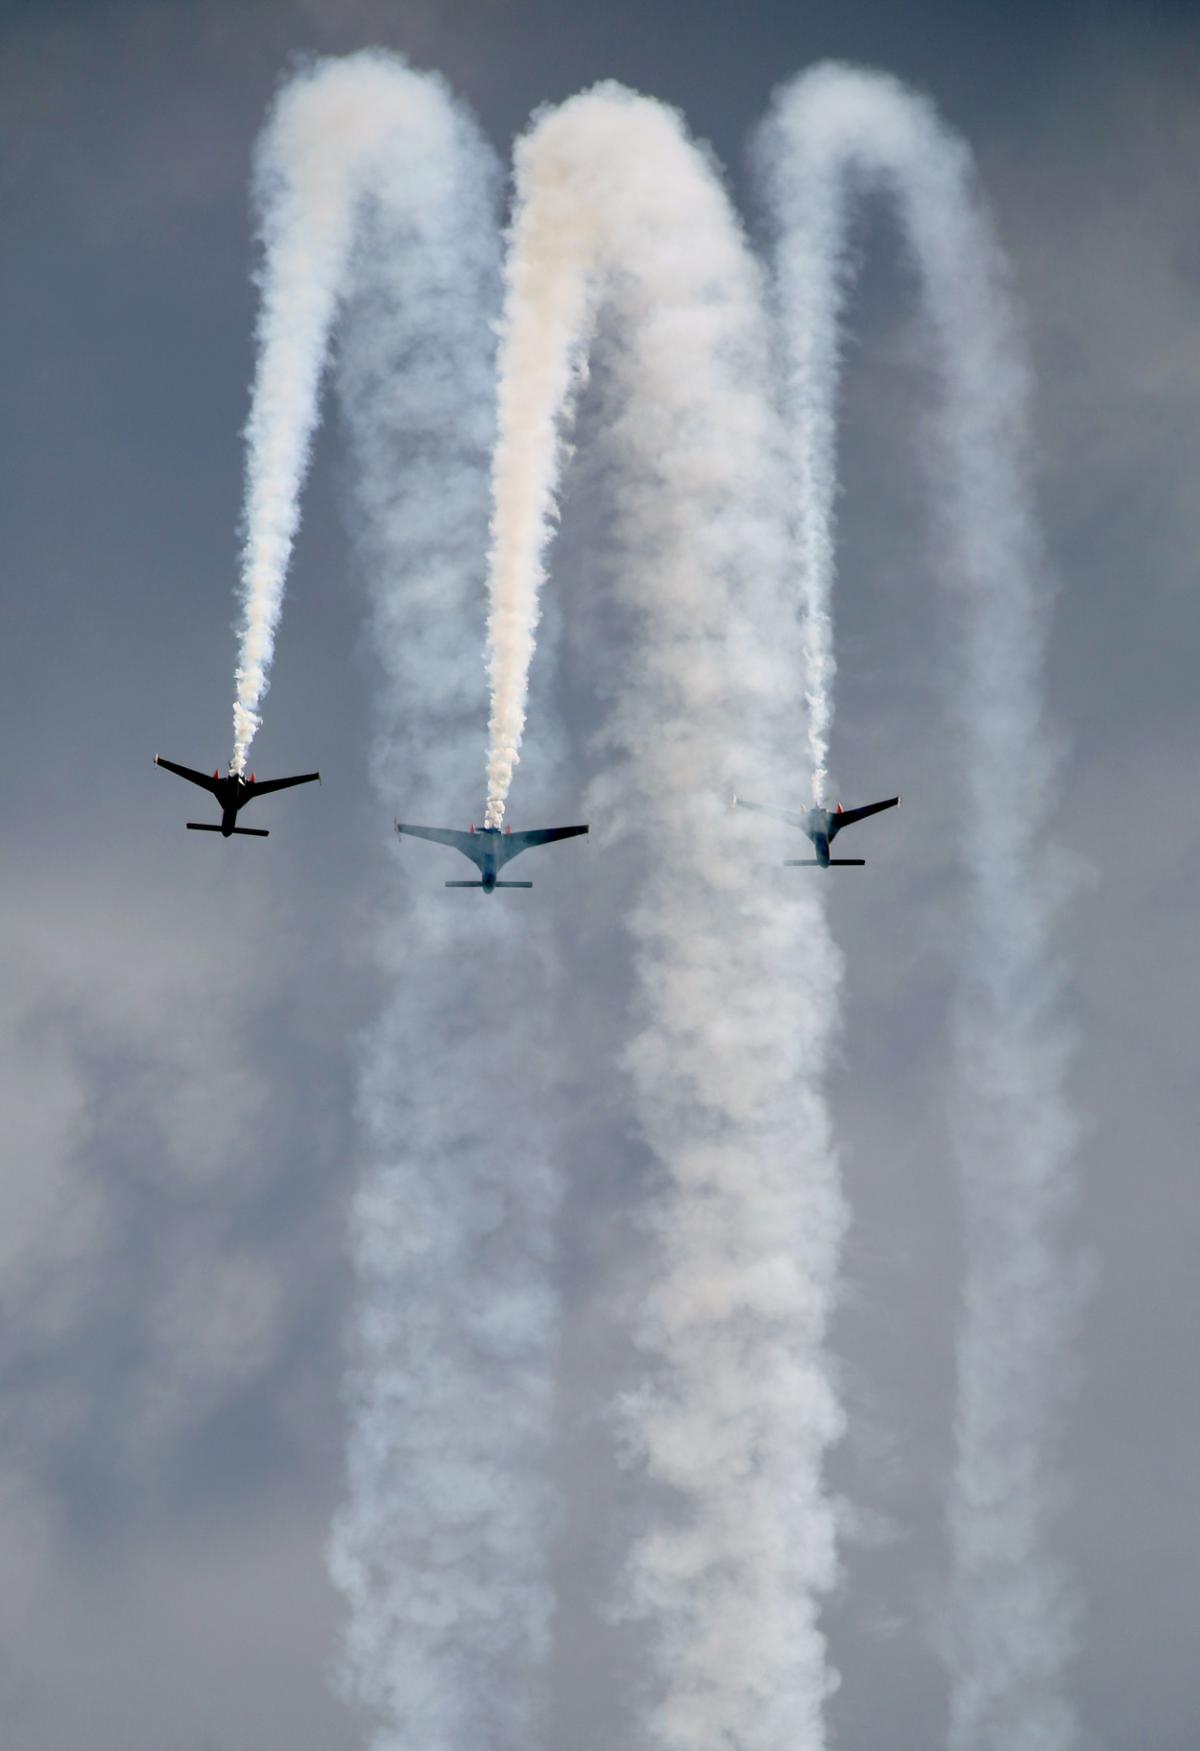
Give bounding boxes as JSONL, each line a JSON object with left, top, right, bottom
{"left": 734, "top": 794, "right": 900, "bottom": 866}
{"left": 155, "top": 756, "right": 320, "bottom": 837}
{"left": 394, "top": 820, "right": 588, "bottom": 890}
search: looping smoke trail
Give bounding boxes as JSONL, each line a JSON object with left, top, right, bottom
{"left": 260, "top": 55, "right": 561, "bottom": 1751}
{"left": 495, "top": 86, "right": 847, "bottom": 1747}
{"left": 761, "top": 63, "right": 1080, "bottom": 1748}
{"left": 232, "top": 53, "right": 433, "bottom": 773}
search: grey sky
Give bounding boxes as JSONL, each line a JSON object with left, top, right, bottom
{"left": 1, "top": 1, "right": 1197, "bottom": 1746}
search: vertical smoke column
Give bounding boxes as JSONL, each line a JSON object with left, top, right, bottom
{"left": 491, "top": 86, "right": 846, "bottom": 1748}
{"left": 482, "top": 109, "right": 597, "bottom": 826}
{"left": 762, "top": 64, "right": 1080, "bottom": 1749}
{"left": 232, "top": 56, "right": 410, "bottom": 771}
{"left": 289, "top": 56, "right": 560, "bottom": 1751}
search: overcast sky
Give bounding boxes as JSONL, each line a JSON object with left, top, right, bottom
{"left": 1, "top": 1, "right": 1198, "bottom": 1747}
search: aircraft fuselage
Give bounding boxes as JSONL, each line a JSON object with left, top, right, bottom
{"left": 802, "top": 808, "right": 837, "bottom": 867}
{"left": 216, "top": 775, "right": 249, "bottom": 836}
{"left": 473, "top": 827, "right": 503, "bottom": 891}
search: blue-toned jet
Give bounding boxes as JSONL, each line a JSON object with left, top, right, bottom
{"left": 155, "top": 755, "right": 320, "bottom": 837}
{"left": 734, "top": 794, "right": 900, "bottom": 866}
{"left": 394, "top": 820, "right": 588, "bottom": 891}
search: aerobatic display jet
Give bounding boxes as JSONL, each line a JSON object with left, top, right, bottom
{"left": 734, "top": 794, "right": 900, "bottom": 866}
{"left": 154, "top": 756, "right": 320, "bottom": 837}
{"left": 394, "top": 820, "right": 588, "bottom": 890}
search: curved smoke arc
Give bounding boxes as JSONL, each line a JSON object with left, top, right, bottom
{"left": 232, "top": 54, "right": 436, "bottom": 772}
{"left": 488, "top": 84, "right": 847, "bottom": 1750}
{"left": 761, "top": 62, "right": 1081, "bottom": 1750}
{"left": 244, "top": 53, "right": 565, "bottom": 1751}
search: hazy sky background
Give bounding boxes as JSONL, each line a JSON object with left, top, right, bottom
{"left": 1, "top": 1, "right": 1198, "bottom": 1746}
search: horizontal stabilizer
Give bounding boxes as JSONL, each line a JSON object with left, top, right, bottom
{"left": 782, "top": 858, "right": 865, "bottom": 867}
{"left": 185, "top": 823, "right": 269, "bottom": 837}
{"left": 443, "top": 880, "right": 534, "bottom": 890}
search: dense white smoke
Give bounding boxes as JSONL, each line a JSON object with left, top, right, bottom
{"left": 232, "top": 55, "right": 423, "bottom": 773}
{"left": 762, "top": 63, "right": 1079, "bottom": 1749}
{"left": 482, "top": 108, "right": 598, "bottom": 826}
{"left": 494, "top": 86, "right": 846, "bottom": 1748}
{"left": 277, "top": 55, "right": 562, "bottom": 1751}
{"left": 248, "top": 50, "right": 1073, "bottom": 1751}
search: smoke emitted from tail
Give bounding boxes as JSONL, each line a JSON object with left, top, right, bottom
{"left": 755, "top": 111, "right": 847, "bottom": 807}
{"left": 762, "top": 63, "right": 1080, "bottom": 1749}
{"left": 233, "top": 53, "right": 443, "bottom": 773}
{"left": 481, "top": 108, "right": 603, "bottom": 826}
{"left": 501, "top": 86, "right": 846, "bottom": 1746}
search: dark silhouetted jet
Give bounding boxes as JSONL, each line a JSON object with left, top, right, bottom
{"left": 734, "top": 794, "right": 900, "bottom": 866}
{"left": 155, "top": 756, "right": 320, "bottom": 837}
{"left": 394, "top": 820, "right": 588, "bottom": 890}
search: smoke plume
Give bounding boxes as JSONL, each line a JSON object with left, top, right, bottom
{"left": 482, "top": 106, "right": 599, "bottom": 825}
{"left": 260, "top": 54, "right": 563, "bottom": 1751}
{"left": 232, "top": 54, "right": 428, "bottom": 772}
{"left": 495, "top": 86, "right": 847, "bottom": 1747}
{"left": 761, "top": 63, "right": 1080, "bottom": 1749}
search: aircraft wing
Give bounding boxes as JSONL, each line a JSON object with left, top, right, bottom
{"left": 733, "top": 798, "right": 807, "bottom": 828}
{"left": 155, "top": 756, "right": 220, "bottom": 796}
{"left": 246, "top": 772, "right": 321, "bottom": 797}
{"left": 837, "top": 796, "right": 900, "bottom": 828}
{"left": 394, "top": 823, "right": 485, "bottom": 872}
{"left": 498, "top": 824, "right": 589, "bottom": 865}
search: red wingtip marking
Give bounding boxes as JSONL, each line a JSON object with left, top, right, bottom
{"left": 836, "top": 802, "right": 843, "bottom": 813}
{"left": 214, "top": 769, "right": 219, "bottom": 780}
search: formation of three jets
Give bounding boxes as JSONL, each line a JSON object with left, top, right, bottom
{"left": 155, "top": 754, "right": 899, "bottom": 889}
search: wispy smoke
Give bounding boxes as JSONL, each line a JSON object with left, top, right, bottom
{"left": 282, "top": 55, "right": 562, "bottom": 1751}
{"left": 497, "top": 86, "right": 847, "bottom": 1747}
{"left": 761, "top": 63, "right": 1080, "bottom": 1748}
{"left": 232, "top": 54, "right": 425, "bottom": 772}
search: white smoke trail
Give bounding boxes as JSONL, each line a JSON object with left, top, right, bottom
{"left": 481, "top": 112, "right": 599, "bottom": 826}
{"left": 265, "top": 56, "right": 562, "bottom": 1751}
{"left": 762, "top": 64, "right": 1080, "bottom": 1748}
{"left": 232, "top": 55, "right": 427, "bottom": 772}
{"left": 495, "top": 87, "right": 846, "bottom": 1748}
